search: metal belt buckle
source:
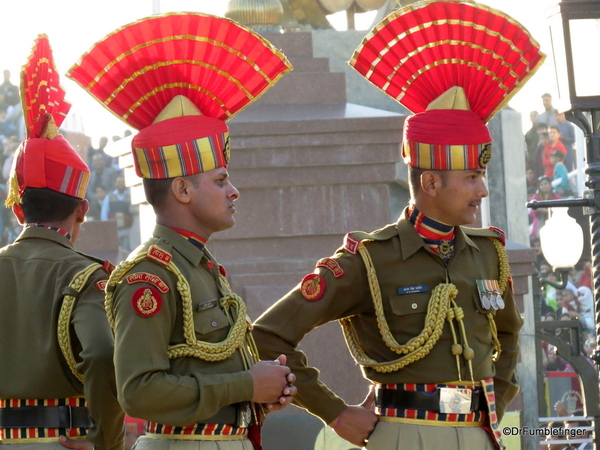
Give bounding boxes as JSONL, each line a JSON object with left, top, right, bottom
{"left": 236, "top": 402, "right": 252, "bottom": 428}
{"left": 438, "top": 388, "right": 472, "bottom": 414}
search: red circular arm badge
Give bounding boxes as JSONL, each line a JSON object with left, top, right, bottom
{"left": 131, "top": 287, "right": 162, "bottom": 317}
{"left": 300, "top": 273, "right": 325, "bottom": 301}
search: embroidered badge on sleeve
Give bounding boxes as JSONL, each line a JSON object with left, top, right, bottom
{"left": 316, "top": 257, "right": 345, "bottom": 278}
{"left": 132, "top": 287, "right": 163, "bottom": 317}
{"left": 125, "top": 272, "right": 170, "bottom": 293}
{"left": 300, "top": 273, "right": 326, "bottom": 301}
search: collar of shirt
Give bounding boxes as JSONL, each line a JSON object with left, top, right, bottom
{"left": 407, "top": 206, "right": 455, "bottom": 261}
{"left": 166, "top": 226, "right": 207, "bottom": 251}
{"left": 25, "top": 223, "right": 72, "bottom": 241}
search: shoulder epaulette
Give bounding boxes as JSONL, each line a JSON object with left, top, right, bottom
{"left": 344, "top": 224, "right": 398, "bottom": 254}
{"left": 462, "top": 226, "right": 506, "bottom": 246}
{"left": 74, "top": 250, "right": 115, "bottom": 274}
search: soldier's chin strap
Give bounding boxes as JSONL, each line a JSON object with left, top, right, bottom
{"left": 340, "top": 237, "right": 509, "bottom": 377}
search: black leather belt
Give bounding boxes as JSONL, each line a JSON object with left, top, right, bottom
{"left": 0, "top": 406, "right": 92, "bottom": 429}
{"left": 185, "top": 402, "right": 252, "bottom": 427}
{"left": 376, "top": 387, "right": 487, "bottom": 414}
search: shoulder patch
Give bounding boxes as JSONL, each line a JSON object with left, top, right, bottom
{"left": 126, "top": 272, "right": 170, "bottom": 293}
{"left": 316, "top": 257, "right": 344, "bottom": 278}
{"left": 132, "top": 287, "right": 162, "bottom": 317}
{"left": 300, "top": 273, "right": 326, "bottom": 301}
{"left": 344, "top": 233, "right": 360, "bottom": 254}
{"left": 96, "top": 280, "right": 107, "bottom": 292}
{"left": 147, "top": 245, "right": 172, "bottom": 266}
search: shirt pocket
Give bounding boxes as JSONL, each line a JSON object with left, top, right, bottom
{"left": 388, "top": 293, "right": 430, "bottom": 340}
{"left": 193, "top": 302, "right": 230, "bottom": 338}
{"left": 389, "top": 293, "right": 429, "bottom": 316}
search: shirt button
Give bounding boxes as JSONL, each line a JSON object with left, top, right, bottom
{"left": 411, "top": 303, "right": 418, "bottom": 310}
{"left": 211, "top": 321, "right": 218, "bottom": 327}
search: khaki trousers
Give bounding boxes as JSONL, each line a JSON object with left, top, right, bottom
{"left": 366, "top": 421, "right": 495, "bottom": 450}
{"left": 133, "top": 436, "right": 254, "bottom": 450}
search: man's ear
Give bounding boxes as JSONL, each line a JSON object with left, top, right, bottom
{"left": 420, "top": 171, "right": 440, "bottom": 197}
{"left": 76, "top": 199, "right": 89, "bottom": 223}
{"left": 171, "top": 177, "right": 191, "bottom": 204}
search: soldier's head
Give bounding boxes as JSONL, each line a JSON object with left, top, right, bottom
{"left": 21, "top": 187, "right": 86, "bottom": 223}
{"left": 20, "top": 187, "right": 89, "bottom": 242}
{"left": 402, "top": 87, "right": 490, "bottom": 225}
{"left": 135, "top": 96, "right": 240, "bottom": 239}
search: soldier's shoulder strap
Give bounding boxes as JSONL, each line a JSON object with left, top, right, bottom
{"left": 343, "top": 223, "right": 398, "bottom": 254}
{"left": 462, "top": 226, "right": 506, "bottom": 246}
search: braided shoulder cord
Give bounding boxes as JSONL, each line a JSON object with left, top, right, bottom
{"left": 339, "top": 241, "right": 459, "bottom": 373}
{"left": 58, "top": 263, "right": 102, "bottom": 382}
{"left": 340, "top": 236, "right": 510, "bottom": 373}
{"left": 105, "top": 254, "right": 248, "bottom": 362}
{"left": 487, "top": 237, "right": 511, "bottom": 362}
{"left": 341, "top": 282, "right": 458, "bottom": 373}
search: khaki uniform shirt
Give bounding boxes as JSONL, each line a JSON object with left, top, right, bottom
{"left": 253, "top": 214, "right": 523, "bottom": 425}
{"left": 109, "top": 225, "right": 254, "bottom": 426}
{"left": 0, "top": 227, "right": 124, "bottom": 450}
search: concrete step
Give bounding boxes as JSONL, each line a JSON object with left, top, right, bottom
{"left": 255, "top": 71, "right": 347, "bottom": 105}
{"left": 231, "top": 142, "right": 399, "bottom": 170}
{"left": 267, "top": 32, "right": 314, "bottom": 58}
{"left": 287, "top": 57, "right": 330, "bottom": 73}
{"left": 230, "top": 103, "right": 403, "bottom": 134}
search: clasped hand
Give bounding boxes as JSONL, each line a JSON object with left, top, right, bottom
{"left": 249, "top": 354, "right": 296, "bottom": 411}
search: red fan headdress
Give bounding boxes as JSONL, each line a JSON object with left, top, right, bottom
{"left": 5, "top": 34, "right": 90, "bottom": 217}
{"left": 67, "top": 12, "right": 292, "bottom": 179}
{"left": 350, "top": 0, "right": 545, "bottom": 170}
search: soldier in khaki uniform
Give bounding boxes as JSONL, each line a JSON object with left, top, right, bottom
{"left": 252, "top": 2, "right": 545, "bottom": 449}
{"left": 68, "top": 13, "right": 295, "bottom": 450}
{"left": 0, "top": 36, "right": 124, "bottom": 450}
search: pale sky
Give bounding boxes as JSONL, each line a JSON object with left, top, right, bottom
{"left": 1, "top": 0, "right": 559, "bottom": 143}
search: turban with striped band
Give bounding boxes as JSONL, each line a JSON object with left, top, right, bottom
{"left": 68, "top": 12, "right": 292, "bottom": 179}
{"left": 350, "top": 0, "right": 545, "bottom": 170}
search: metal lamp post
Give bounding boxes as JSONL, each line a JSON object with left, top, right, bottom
{"left": 528, "top": 0, "right": 600, "bottom": 444}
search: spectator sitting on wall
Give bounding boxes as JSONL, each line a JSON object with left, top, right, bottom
{"left": 551, "top": 150, "right": 573, "bottom": 198}
{"left": 108, "top": 174, "right": 133, "bottom": 254}
{"left": 556, "top": 112, "right": 576, "bottom": 171}
{"left": 87, "top": 136, "right": 113, "bottom": 169}
{"left": 560, "top": 283, "right": 580, "bottom": 320}
{"left": 87, "top": 185, "right": 109, "bottom": 221}
{"left": 0, "top": 70, "right": 19, "bottom": 109}
{"left": 534, "top": 128, "right": 550, "bottom": 178}
{"left": 539, "top": 93, "right": 559, "bottom": 128}
{"left": 87, "top": 153, "right": 118, "bottom": 200}
{"left": 542, "top": 126, "right": 568, "bottom": 179}
{"left": 576, "top": 286, "right": 594, "bottom": 331}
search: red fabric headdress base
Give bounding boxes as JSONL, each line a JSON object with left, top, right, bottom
{"left": 14, "top": 136, "right": 90, "bottom": 200}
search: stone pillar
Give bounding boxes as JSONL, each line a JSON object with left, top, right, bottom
{"left": 487, "top": 108, "right": 530, "bottom": 247}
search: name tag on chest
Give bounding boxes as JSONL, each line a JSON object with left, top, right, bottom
{"left": 397, "top": 285, "right": 428, "bottom": 295}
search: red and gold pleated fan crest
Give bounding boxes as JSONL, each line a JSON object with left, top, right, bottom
{"left": 349, "top": 0, "right": 545, "bottom": 122}
{"left": 6, "top": 35, "right": 89, "bottom": 212}
{"left": 21, "top": 34, "right": 71, "bottom": 138}
{"left": 67, "top": 12, "right": 293, "bottom": 131}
